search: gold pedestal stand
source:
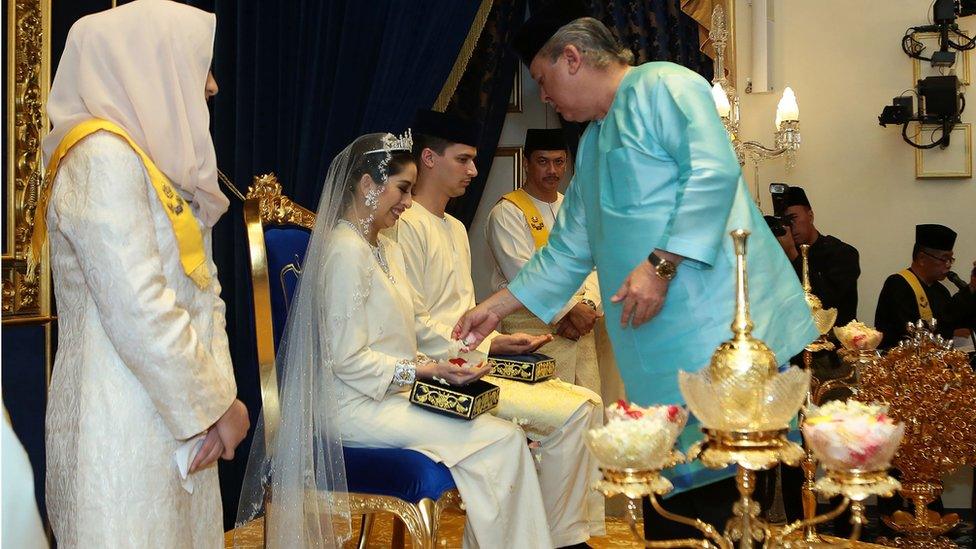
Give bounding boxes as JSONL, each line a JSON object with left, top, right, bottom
{"left": 591, "top": 232, "right": 900, "bottom": 549}
{"left": 877, "top": 481, "right": 960, "bottom": 549}
{"left": 596, "top": 427, "right": 897, "bottom": 549}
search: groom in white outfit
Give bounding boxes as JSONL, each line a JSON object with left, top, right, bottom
{"left": 389, "top": 109, "right": 605, "bottom": 549}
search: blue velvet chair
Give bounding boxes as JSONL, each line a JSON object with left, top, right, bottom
{"left": 243, "top": 174, "right": 462, "bottom": 549}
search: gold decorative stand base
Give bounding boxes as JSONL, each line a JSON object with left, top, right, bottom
{"left": 876, "top": 481, "right": 961, "bottom": 549}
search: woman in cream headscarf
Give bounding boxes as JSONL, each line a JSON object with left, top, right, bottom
{"left": 36, "top": 1, "right": 248, "bottom": 546}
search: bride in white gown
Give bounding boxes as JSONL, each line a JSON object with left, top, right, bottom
{"left": 237, "top": 133, "right": 553, "bottom": 548}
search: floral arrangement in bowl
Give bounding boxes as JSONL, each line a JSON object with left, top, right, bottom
{"left": 585, "top": 401, "right": 687, "bottom": 471}
{"left": 802, "top": 400, "right": 904, "bottom": 472}
{"left": 833, "top": 320, "right": 883, "bottom": 351}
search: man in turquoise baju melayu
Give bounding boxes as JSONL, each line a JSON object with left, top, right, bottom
{"left": 453, "top": 10, "right": 817, "bottom": 541}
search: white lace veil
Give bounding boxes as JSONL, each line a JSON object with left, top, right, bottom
{"left": 235, "top": 131, "right": 412, "bottom": 548}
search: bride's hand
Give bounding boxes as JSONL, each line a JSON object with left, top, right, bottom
{"left": 417, "top": 359, "right": 490, "bottom": 386}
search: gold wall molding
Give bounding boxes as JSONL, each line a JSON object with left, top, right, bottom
{"left": 3, "top": 0, "right": 51, "bottom": 323}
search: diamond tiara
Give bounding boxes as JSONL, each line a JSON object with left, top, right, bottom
{"left": 364, "top": 129, "right": 413, "bottom": 155}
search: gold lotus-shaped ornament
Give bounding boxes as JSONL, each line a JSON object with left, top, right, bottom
{"left": 680, "top": 230, "right": 810, "bottom": 432}
{"left": 799, "top": 244, "right": 838, "bottom": 335}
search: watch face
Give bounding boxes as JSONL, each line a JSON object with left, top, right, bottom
{"left": 657, "top": 262, "right": 677, "bottom": 280}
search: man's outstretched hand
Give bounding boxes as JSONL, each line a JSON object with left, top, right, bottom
{"left": 453, "top": 288, "right": 523, "bottom": 349}
{"left": 453, "top": 301, "right": 502, "bottom": 350}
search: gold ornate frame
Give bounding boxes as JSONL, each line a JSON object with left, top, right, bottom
{"left": 3, "top": 0, "right": 52, "bottom": 330}
{"left": 914, "top": 122, "right": 973, "bottom": 179}
{"left": 3, "top": 0, "right": 51, "bottom": 325}
{"left": 912, "top": 32, "right": 971, "bottom": 86}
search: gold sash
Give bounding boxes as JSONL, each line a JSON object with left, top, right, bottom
{"left": 501, "top": 188, "right": 549, "bottom": 250}
{"left": 29, "top": 119, "right": 211, "bottom": 289}
{"left": 897, "top": 269, "right": 933, "bottom": 321}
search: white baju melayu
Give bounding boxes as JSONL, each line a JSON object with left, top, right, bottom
{"left": 390, "top": 202, "right": 606, "bottom": 546}
{"left": 324, "top": 222, "right": 552, "bottom": 549}
{"left": 44, "top": 134, "right": 237, "bottom": 548}
{"left": 486, "top": 192, "right": 626, "bottom": 403}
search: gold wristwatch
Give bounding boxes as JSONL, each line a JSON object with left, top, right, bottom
{"left": 648, "top": 252, "right": 677, "bottom": 281}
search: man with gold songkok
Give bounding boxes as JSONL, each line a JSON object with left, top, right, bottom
{"left": 389, "top": 109, "right": 605, "bottom": 549}
{"left": 454, "top": 4, "right": 817, "bottom": 541}
{"left": 486, "top": 128, "right": 625, "bottom": 403}
{"left": 875, "top": 223, "right": 976, "bottom": 349}
{"left": 35, "top": 1, "right": 248, "bottom": 546}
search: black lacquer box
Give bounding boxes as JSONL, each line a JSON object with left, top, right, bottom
{"left": 409, "top": 378, "right": 500, "bottom": 420}
{"left": 487, "top": 352, "right": 556, "bottom": 383}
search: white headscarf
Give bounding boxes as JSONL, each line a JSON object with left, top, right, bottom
{"left": 42, "top": 0, "right": 228, "bottom": 227}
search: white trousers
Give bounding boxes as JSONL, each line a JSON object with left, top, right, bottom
{"left": 340, "top": 393, "right": 552, "bottom": 548}
{"left": 534, "top": 398, "right": 606, "bottom": 546}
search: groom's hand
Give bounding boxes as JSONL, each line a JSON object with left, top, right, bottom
{"left": 189, "top": 430, "right": 224, "bottom": 473}
{"left": 489, "top": 333, "right": 552, "bottom": 354}
{"left": 214, "top": 399, "right": 249, "bottom": 460}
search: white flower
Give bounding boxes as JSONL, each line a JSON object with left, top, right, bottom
{"left": 585, "top": 402, "right": 687, "bottom": 470}
{"left": 833, "top": 320, "right": 883, "bottom": 351}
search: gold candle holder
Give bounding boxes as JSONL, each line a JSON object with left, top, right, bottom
{"left": 799, "top": 244, "right": 837, "bottom": 340}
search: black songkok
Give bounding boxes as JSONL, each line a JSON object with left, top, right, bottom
{"left": 783, "top": 186, "right": 811, "bottom": 209}
{"left": 512, "top": 0, "right": 589, "bottom": 66}
{"left": 915, "top": 224, "right": 957, "bottom": 251}
{"left": 524, "top": 129, "right": 567, "bottom": 156}
{"left": 412, "top": 109, "right": 481, "bottom": 148}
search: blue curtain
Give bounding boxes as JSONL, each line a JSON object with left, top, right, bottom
{"left": 445, "top": 1, "right": 528, "bottom": 227}
{"left": 186, "top": 0, "right": 485, "bottom": 527}
{"left": 591, "top": 0, "right": 713, "bottom": 75}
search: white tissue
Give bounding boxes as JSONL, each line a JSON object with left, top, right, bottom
{"left": 173, "top": 433, "right": 207, "bottom": 494}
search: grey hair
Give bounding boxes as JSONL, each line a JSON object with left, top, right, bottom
{"left": 539, "top": 17, "right": 634, "bottom": 68}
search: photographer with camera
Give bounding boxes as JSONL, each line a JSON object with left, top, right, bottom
{"left": 767, "top": 185, "right": 861, "bottom": 326}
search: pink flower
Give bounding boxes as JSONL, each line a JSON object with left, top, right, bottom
{"left": 666, "top": 405, "right": 681, "bottom": 422}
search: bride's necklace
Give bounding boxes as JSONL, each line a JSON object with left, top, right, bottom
{"left": 339, "top": 219, "right": 396, "bottom": 284}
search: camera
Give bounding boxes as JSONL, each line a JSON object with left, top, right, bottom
{"left": 765, "top": 183, "right": 790, "bottom": 237}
